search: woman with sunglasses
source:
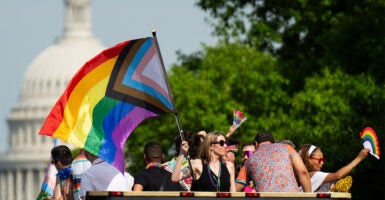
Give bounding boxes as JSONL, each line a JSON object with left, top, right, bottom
{"left": 172, "top": 131, "right": 236, "bottom": 192}
{"left": 298, "top": 144, "right": 370, "bottom": 192}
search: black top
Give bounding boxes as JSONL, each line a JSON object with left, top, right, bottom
{"left": 134, "top": 166, "right": 182, "bottom": 191}
{"left": 191, "top": 162, "right": 231, "bottom": 192}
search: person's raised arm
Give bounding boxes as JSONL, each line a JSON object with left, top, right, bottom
{"left": 291, "top": 152, "right": 311, "bottom": 192}
{"left": 226, "top": 125, "right": 236, "bottom": 138}
{"left": 53, "top": 177, "right": 62, "bottom": 200}
{"left": 171, "top": 140, "right": 189, "bottom": 182}
{"left": 235, "top": 165, "right": 247, "bottom": 192}
{"left": 324, "top": 148, "right": 370, "bottom": 183}
{"left": 225, "top": 161, "right": 236, "bottom": 192}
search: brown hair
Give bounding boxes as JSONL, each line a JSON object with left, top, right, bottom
{"left": 298, "top": 144, "right": 321, "bottom": 172}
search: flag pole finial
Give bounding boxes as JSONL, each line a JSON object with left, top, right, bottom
{"left": 152, "top": 29, "right": 157, "bottom": 37}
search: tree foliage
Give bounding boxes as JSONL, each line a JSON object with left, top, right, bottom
{"left": 123, "top": 1, "right": 384, "bottom": 199}
{"left": 125, "top": 43, "right": 384, "bottom": 199}
{"left": 196, "top": 0, "right": 385, "bottom": 91}
{"left": 126, "top": 43, "right": 289, "bottom": 172}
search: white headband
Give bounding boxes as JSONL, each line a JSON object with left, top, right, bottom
{"left": 308, "top": 145, "right": 317, "bottom": 156}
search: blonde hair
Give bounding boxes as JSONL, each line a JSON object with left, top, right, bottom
{"left": 199, "top": 131, "right": 224, "bottom": 162}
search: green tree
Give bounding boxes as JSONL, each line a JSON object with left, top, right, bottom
{"left": 126, "top": 43, "right": 289, "bottom": 172}
{"left": 125, "top": 42, "right": 384, "bottom": 200}
{"left": 196, "top": 0, "right": 385, "bottom": 90}
{"left": 278, "top": 68, "right": 384, "bottom": 199}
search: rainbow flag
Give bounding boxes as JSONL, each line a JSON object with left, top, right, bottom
{"left": 233, "top": 109, "right": 247, "bottom": 130}
{"left": 39, "top": 37, "right": 175, "bottom": 172}
{"left": 360, "top": 127, "right": 380, "bottom": 159}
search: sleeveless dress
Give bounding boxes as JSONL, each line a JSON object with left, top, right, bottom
{"left": 191, "top": 162, "right": 230, "bottom": 192}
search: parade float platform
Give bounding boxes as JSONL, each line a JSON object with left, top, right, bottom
{"left": 86, "top": 191, "right": 351, "bottom": 200}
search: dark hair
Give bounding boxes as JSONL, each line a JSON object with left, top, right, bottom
{"left": 51, "top": 145, "right": 73, "bottom": 165}
{"left": 241, "top": 142, "right": 255, "bottom": 150}
{"left": 254, "top": 131, "right": 275, "bottom": 143}
{"left": 189, "top": 132, "right": 204, "bottom": 159}
{"left": 144, "top": 142, "right": 162, "bottom": 162}
{"left": 173, "top": 130, "right": 194, "bottom": 156}
{"left": 226, "top": 137, "right": 240, "bottom": 146}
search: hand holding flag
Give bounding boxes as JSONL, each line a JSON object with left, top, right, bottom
{"left": 360, "top": 127, "right": 380, "bottom": 159}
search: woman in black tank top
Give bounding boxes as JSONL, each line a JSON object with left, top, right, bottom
{"left": 172, "top": 131, "right": 235, "bottom": 192}
{"left": 190, "top": 161, "right": 231, "bottom": 191}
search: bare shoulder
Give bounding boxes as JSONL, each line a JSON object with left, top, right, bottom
{"left": 190, "top": 158, "right": 202, "bottom": 164}
{"left": 190, "top": 159, "right": 203, "bottom": 179}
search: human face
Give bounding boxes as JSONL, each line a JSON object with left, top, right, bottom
{"left": 241, "top": 145, "right": 256, "bottom": 163}
{"left": 51, "top": 159, "right": 63, "bottom": 171}
{"left": 210, "top": 136, "right": 227, "bottom": 156}
{"left": 211, "top": 140, "right": 226, "bottom": 146}
{"left": 225, "top": 149, "right": 236, "bottom": 163}
{"left": 309, "top": 149, "right": 325, "bottom": 171}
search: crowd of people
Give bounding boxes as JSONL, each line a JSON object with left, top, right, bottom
{"left": 43, "top": 126, "right": 370, "bottom": 199}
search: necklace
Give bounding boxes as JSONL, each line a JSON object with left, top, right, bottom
{"left": 207, "top": 162, "right": 221, "bottom": 192}
{"left": 146, "top": 162, "right": 163, "bottom": 169}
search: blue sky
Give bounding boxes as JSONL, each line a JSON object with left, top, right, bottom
{"left": 0, "top": 0, "right": 216, "bottom": 152}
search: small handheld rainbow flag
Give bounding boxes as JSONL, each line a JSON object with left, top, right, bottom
{"left": 360, "top": 127, "right": 380, "bottom": 159}
{"left": 233, "top": 110, "right": 247, "bottom": 130}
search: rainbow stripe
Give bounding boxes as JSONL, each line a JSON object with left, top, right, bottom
{"left": 233, "top": 109, "right": 247, "bottom": 129}
{"left": 360, "top": 127, "right": 380, "bottom": 159}
{"left": 39, "top": 37, "right": 175, "bottom": 172}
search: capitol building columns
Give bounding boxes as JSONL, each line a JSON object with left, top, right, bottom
{"left": 0, "top": 0, "right": 104, "bottom": 199}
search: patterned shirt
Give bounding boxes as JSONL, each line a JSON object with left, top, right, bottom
{"left": 162, "top": 157, "right": 193, "bottom": 191}
{"left": 71, "top": 153, "right": 91, "bottom": 200}
{"left": 245, "top": 143, "right": 298, "bottom": 192}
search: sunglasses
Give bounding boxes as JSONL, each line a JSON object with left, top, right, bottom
{"left": 211, "top": 140, "right": 226, "bottom": 146}
{"left": 311, "top": 157, "right": 325, "bottom": 164}
{"left": 242, "top": 150, "right": 254, "bottom": 158}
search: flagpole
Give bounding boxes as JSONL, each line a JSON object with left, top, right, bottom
{"left": 151, "top": 29, "right": 185, "bottom": 140}
{"left": 151, "top": 29, "right": 195, "bottom": 180}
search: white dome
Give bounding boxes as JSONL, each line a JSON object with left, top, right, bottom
{"left": 1, "top": 1, "right": 105, "bottom": 199}
{"left": 20, "top": 36, "right": 104, "bottom": 107}
{"left": 7, "top": 0, "right": 105, "bottom": 121}
{"left": 13, "top": 0, "right": 105, "bottom": 111}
